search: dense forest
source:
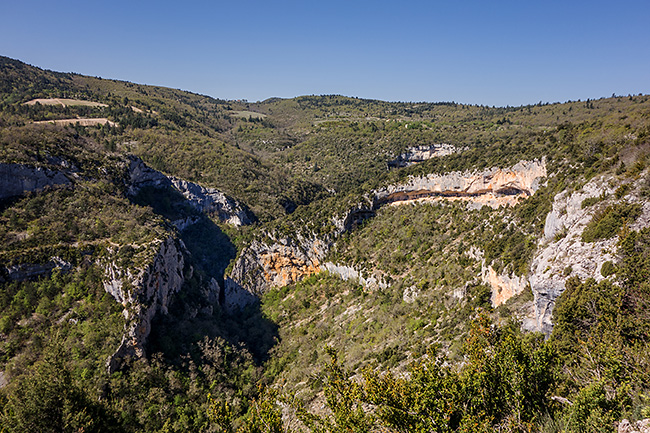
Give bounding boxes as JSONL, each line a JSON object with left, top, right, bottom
{"left": 0, "top": 56, "right": 649, "bottom": 432}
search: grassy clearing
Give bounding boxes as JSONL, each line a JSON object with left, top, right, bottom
{"left": 230, "top": 110, "right": 267, "bottom": 119}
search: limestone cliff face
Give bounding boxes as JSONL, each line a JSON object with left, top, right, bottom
{"left": 481, "top": 264, "right": 528, "bottom": 308}
{"left": 4, "top": 257, "right": 72, "bottom": 282}
{"left": 321, "top": 262, "right": 388, "bottom": 291}
{"left": 170, "top": 178, "right": 252, "bottom": 226}
{"left": 476, "top": 171, "right": 650, "bottom": 334}
{"left": 388, "top": 144, "right": 458, "bottom": 168}
{"left": 223, "top": 161, "right": 547, "bottom": 311}
{"left": 0, "top": 163, "right": 71, "bottom": 200}
{"left": 462, "top": 168, "right": 650, "bottom": 334}
{"left": 103, "top": 236, "right": 188, "bottom": 373}
{"left": 375, "top": 159, "right": 547, "bottom": 209}
{"left": 528, "top": 174, "right": 650, "bottom": 334}
{"left": 224, "top": 235, "right": 327, "bottom": 311}
{"left": 125, "top": 156, "right": 171, "bottom": 195}
{"left": 126, "top": 156, "right": 251, "bottom": 226}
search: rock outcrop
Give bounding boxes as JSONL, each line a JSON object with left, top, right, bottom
{"left": 103, "top": 236, "right": 188, "bottom": 373}
{"left": 125, "top": 156, "right": 171, "bottom": 195}
{"left": 528, "top": 172, "right": 650, "bottom": 334}
{"left": 375, "top": 159, "right": 547, "bottom": 209}
{"left": 322, "top": 262, "right": 388, "bottom": 291}
{"left": 126, "top": 156, "right": 252, "bottom": 226}
{"left": 388, "top": 144, "right": 458, "bottom": 168}
{"left": 223, "top": 161, "right": 547, "bottom": 311}
{"left": 224, "top": 235, "right": 327, "bottom": 311}
{"left": 468, "top": 170, "right": 650, "bottom": 334}
{"left": 481, "top": 264, "right": 528, "bottom": 308}
{"left": 170, "top": 177, "right": 252, "bottom": 226}
{"left": 5, "top": 257, "right": 72, "bottom": 282}
{"left": 0, "top": 163, "right": 71, "bottom": 200}
{"left": 618, "top": 419, "right": 650, "bottom": 433}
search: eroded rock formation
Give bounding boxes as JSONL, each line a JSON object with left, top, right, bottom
{"left": 482, "top": 264, "right": 528, "bottom": 308}
{"left": 223, "top": 160, "right": 548, "bottom": 311}
{"left": 126, "top": 156, "right": 251, "bottom": 226}
{"left": 103, "top": 236, "right": 188, "bottom": 373}
{"left": 469, "top": 169, "right": 650, "bottom": 333}
{"left": 5, "top": 257, "right": 72, "bottom": 282}
{"left": 0, "top": 162, "right": 71, "bottom": 200}
{"left": 388, "top": 144, "right": 458, "bottom": 168}
{"left": 375, "top": 159, "right": 547, "bottom": 209}
{"left": 322, "top": 262, "right": 388, "bottom": 291}
{"left": 170, "top": 177, "right": 252, "bottom": 226}
{"left": 478, "top": 171, "right": 650, "bottom": 334}
{"left": 528, "top": 173, "right": 650, "bottom": 334}
{"left": 224, "top": 236, "right": 327, "bottom": 311}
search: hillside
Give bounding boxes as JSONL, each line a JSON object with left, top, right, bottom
{"left": 0, "top": 56, "right": 649, "bottom": 432}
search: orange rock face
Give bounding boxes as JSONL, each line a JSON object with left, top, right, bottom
{"left": 260, "top": 250, "right": 321, "bottom": 287}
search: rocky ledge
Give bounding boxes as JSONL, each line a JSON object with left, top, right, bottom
{"left": 126, "top": 156, "right": 252, "bottom": 226}
{"left": 375, "top": 159, "right": 547, "bottom": 209}
{"left": 0, "top": 162, "right": 71, "bottom": 200}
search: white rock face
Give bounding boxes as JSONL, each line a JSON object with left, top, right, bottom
{"left": 125, "top": 157, "right": 171, "bottom": 196}
{"left": 375, "top": 159, "right": 547, "bottom": 209}
{"left": 481, "top": 264, "right": 528, "bottom": 308}
{"left": 0, "top": 163, "right": 71, "bottom": 199}
{"left": 5, "top": 256, "right": 72, "bottom": 282}
{"left": 322, "top": 262, "right": 388, "bottom": 291}
{"left": 103, "top": 236, "right": 187, "bottom": 373}
{"left": 471, "top": 170, "right": 650, "bottom": 333}
{"left": 126, "top": 156, "right": 251, "bottom": 226}
{"left": 618, "top": 418, "right": 650, "bottom": 433}
{"left": 389, "top": 144, "right": 458, "bottom": 167}
{"left": 170, "top": 177, "right": 251, "bottom": 226}
{"left": 223, "top": 161, "right": 547, "bottom": 311}
{"left": 529, "top": 173, "right": 650, "bottom": 334}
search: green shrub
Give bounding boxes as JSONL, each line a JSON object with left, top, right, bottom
{"left": 600, "top": 261, "right": 617, "bottom": 277}
{"left": 615, "top": 183, "right": 631, "bottom": 199}
{"left": 581, "top": 192, "right": 607, "bottom": 208}
{"left": 581, "top": 203, "right": 642, "bottom": 242}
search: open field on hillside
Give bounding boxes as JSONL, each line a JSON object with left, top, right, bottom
{"left": 24, "top": 98, "right": 108, "bottom": 107}
{"left": 33, "top": 117, "right": 116, "bottom": 126}
{"left": 230, "top": 110, "right": 267, "bottom": 119}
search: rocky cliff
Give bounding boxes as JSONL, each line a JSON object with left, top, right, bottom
{"left": 388, "top": 144, "right": 458, "bottom": 168}
{"left": 224, "top": 235, "right": 327, "bottom": 311}
{"left": 103, "top": 236, "right": 188, "bottom": 373}
{"left": 4, "top": 257, "right": 72, "bottom": 282}
{"left": 475, "top": 170, "right": 650, "bottom": 333}
{"left": 223, "top": 160, "right": 548, "bottom": 311}
{"left": 126, "top": 156, "right": 252, "bottom": 226}
{"left": 375, "top": 159, "right": 547, "bottom": 209}
{"left": 170, "top": 177, "right": 252, "bottom": 226}
{"left": 321, "top": 262, "right": 388, "bottom": 291}
{"left": 529, "top": 172, "right": 650, "bottom": 333}
{"left": 0, "top": 162, "right": 71, "bottom": 200}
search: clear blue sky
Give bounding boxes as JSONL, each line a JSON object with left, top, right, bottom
{"left": 2, "top": 0, "right": 649, "bottom": 106}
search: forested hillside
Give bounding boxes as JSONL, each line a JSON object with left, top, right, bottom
{"left": 1, "top": 56, "right": 649, "bottom": 432}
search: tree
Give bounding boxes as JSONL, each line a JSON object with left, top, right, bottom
{"left": 0, "top": 343, "right": 120, "bottom": 433}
